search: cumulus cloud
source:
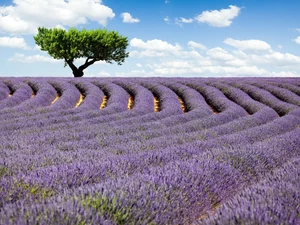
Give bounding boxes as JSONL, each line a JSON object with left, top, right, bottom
{"left": 224, "top": 38, "right": 271, "bottom": 51}
{"left": 164, "top": 16, "right": 170, "bottom": 23}
{"left": 97, "top": 70, "right": 111, "bottom": 77}
{"left": 9, "top": 53, "right": 61, "bottom": 63}
{"left": 130, "top": 38, "right": 181, "bottom": 52}
{"left": 74, "top": 57, "right": 106, "bottom": 65}
{"left": 0, "top": 0, "right": 115, "bottom": 34}
{"left": 255, "top": 52, "right": 300, "bottom": 66}
{"left": 156, "top": 61, "right": 192, "bottom": 69}
{"left": 293, "top": 36, "right": 300, "bottom": 44}
{"left": 195, "top": 5, "right": 241, "bottom": 27}
{"left": 174, "top": 50, "right": 204, "bottom": 59}
{"left": 149, "top": 61, "right": 268, "bottom": 76}
{"left": 225, "top": 59, "right": 247, "bottom": 67}
{"left": 121, "top": 12, "right": 140, "bottom": 23}
{"left": 0, "top": 37, "right": 29, "bottom": 49}
{"left": 130, "top": 50, "right": 168, "bottom": 58}
{"left": 206, "top": 47, "right": 235, "bottom": 61}
{"left": 175, "top": 17, "right": 194, "bottom": 26}
{"left": 270, "top": 70, "right": 300, "bottom": 77}
{"left": 188, "top": 41, "right": 207, "bottom": 50}
{"left": 181, "top": 17, "right": 193, "bottom": 23}
{"left": 176, "top": 17, "right": 193, "bottom": 25}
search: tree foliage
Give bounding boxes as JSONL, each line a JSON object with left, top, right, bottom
{"left": 34, "top": 27, "right": 129, "bottom": 77}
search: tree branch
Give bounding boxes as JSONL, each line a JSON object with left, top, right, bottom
{"left": 79, "top": 56, "right": 104, "bottom": 71}
{"left": 65, "top": 58, "right": 78, "bottom": 73}
{"left": 85, "top": 57, "right": 92, "bottom": 64}
{"left": 78, "top": 58, "right": 97, "bottom": 71}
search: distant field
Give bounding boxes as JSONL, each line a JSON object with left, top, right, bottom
{"left": 0, "top": 77, "right": 299, "bottom": 225}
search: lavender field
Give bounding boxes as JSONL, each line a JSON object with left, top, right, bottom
{"left": 0, "top": 77, "right": 299, "bottom": 225}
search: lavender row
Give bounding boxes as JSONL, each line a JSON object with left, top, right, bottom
{"left": 0, "top": 81, "right": 284, "bottom": 161}
{"left": 0, "top": 77, "right": 299, "bottom": 225}
{"left": 48, "top": 79, "right": 81, "bottom": 110}
{"left": 226, "top": 81, "right": 298, "bottom": 116}
{"left": 0, "top": 81, "right": 33, "bottom": 110}
{"left": 0, "top": 80, "right": 132, "bottom": 134}
{"left": 0, "top": 78, "right": 154, "bottom": 133}
{"left": 269, "top": 81, "right": 300, "bottom": 96}
{"left": 0, "top": 79, "right": 296, "bottom": 152}
{"left": 0, "top": 81, "right": 10, "bottom": 100}
{"left": 0, "top": 80, "right": 248, "bottom": 149}
{"left": 1, "top": 108, "right": 299, "bottom": 205}
{"left": 0, "top": 79, "right": 80, "bottom": 119}
{"left": 57, "top": 80, "right": 276, "bottom": 153}
{"left": 0, "top": 79, "right": 200, "bottom": 136}
{"left": 196, "top": 157, "right": 300, "bottom": 225}
{"left": 0, "top": 126, "right": 299, "bottom": 224}
{"left": 246, "top": 81, "right": 300, "bottom": 107}
{"left": 0, "top": 78, "right": 292, "bottom": 134}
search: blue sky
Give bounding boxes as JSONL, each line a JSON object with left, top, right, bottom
{"left": 0, "top": 0, "right": 300, "bottom": 77}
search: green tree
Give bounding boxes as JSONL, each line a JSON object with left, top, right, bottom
{"left": 34, "top": 27, "right": 129, "bottom": 77}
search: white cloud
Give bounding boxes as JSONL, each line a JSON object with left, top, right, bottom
{"left": 277, "top": 45, "right": 282, "bottom": 49}
{"left": 8, "top": 53, "right": 61, "bottom": 63}
{"left": 258, "top": 52, "right": 300, "bottom": 66}
{"left": 293, "top": 36, "right": 300, "bottom": 44}
{"left": 130, "top": 50, "right": 168, "bottom": 58}
{"left": 175, "top": 17, "right": 193, "bottom": 26}
{"left": 221, "top": 66, "right": 268, "bottom": 76}
{"left": 232, "top": 49, "right": 248, "bottom": 58}
{"left": 156, "top": 60, "right": 192, "bottom": 69}
{"left": 33, "top": 44, "right": 41, "bottom": 51}
{"left": 188, "top": 41, "right": 207, "bottom": 50}
{"left": 224, "top": 38, "right": 271, "bottom": 51}
{"left": 270, "top": 70, "right": 300, "bottom": 77}
{"left": 130, "top": 38, "right": 182, "bottom": 52}
{"left": 97, "top": 70, "right": 111, "bottom": 77}
{"left": 0, "top": 36, "right": 29, "bottom": 49}
{"left": 225, "top": 59, "right": 247, "bottom": 67}
{"left": 0, "top": 0, "right": 115, "bottom": 35}
{"left": 127, "top": 38, "right": 300, "bottom": 77}
{"left": 195, "top": 5, "right": 241, "bottom": 27}
{"left": 181, "top": 17, "right": 193, "bottom": 23}
{"left": 74, "top": 58, "right": 106, "bottom": 65}
{"left": 206, "top": 47, "right": 235, "bottom": 61}
{"left": 136, "top": 63, "right": 143, "bottom": 67}
{"left": 154, "top": 67, "right": 190, "bottom": 75}
{"left": 147, "top": 61, "right": 268, "bottom": 77}
{"left": 174, "top": 50, "right": 204, "bottom": 59}
{"left": 83, "top": 70, "right": 111, "bottom": 77}
{"left": 121, "top": 12, "right": 140, "bottom": 23}
{"left": 164, "top": 16, "right": 170, "bottom": 23}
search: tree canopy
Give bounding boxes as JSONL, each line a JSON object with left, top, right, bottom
{"left": 34, "top": 27, "right": 129, "bottom": 77}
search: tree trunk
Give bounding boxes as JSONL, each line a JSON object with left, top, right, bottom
{"left": 65, "top": 59, "right": 84, "bottom": 77}
{"left": 73, "top": 69, "right": 84, "bottom": 77}
{"left": 66, "top": 58, "right": 99, "bottom": 77}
